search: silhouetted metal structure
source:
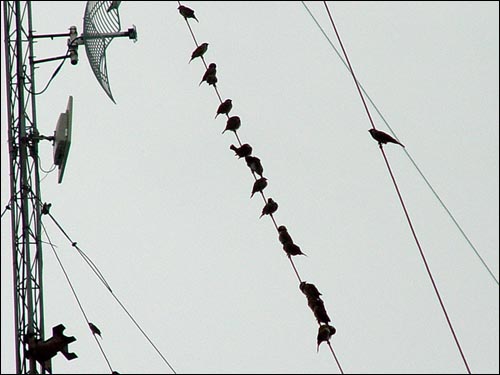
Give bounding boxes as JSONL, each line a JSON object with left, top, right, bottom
{"left": 3, "top": 2, "right": 46, "bottom": 373}
{"left": 3, "top": 1, "right": 136, "bottom": 373}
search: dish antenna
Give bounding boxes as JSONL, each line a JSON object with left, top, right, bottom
{"left": 30, "top": 1, "right": 137, "bottom": 103}
{"left": 79, "top": 1, "right": 137, "bottom": 103}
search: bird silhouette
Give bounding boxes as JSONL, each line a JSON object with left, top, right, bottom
{"left": 41, "top": 203, "right": 52, "bottom": 215}
{"left": 178, "top": 5, "right": 199, "bottom": 22}
{"left": 200, "top": 63, "right": 216, "bottom": 86}
{"left": 283, "top": 242, "right": 306, "bottom": 257}
{"left": 368, "top": 128, "right": 404, "bottom": 147}
{"left": 88, "top": 322, "right": 101, "bottom": 338}
{"left": 222, "top": 116, "right": 241, "bottom": 134}
{"left": 215, "top": 99, "right": 232, "bottom": 119}
{"left": 317, "top": 324, "right": 336, "bottom": 352}
{"left": 230, "top": 143, "right": 252, "bottom": 158}
{"left": 251, "top": 177, "right": 268, "bottom": 198}
{"left": 245, "top": 155, "right": 264, "bottom": 177}
{"left": 107, "top": 1, "right": 121, "bottom": 12}
{"left": 260, "top": 198, "right": 278, "bottom": 218}
{"left": 299, "top": 281, "right": 322, "bottom": 300}
{"left": 277, "top": 225, "right": 293, "bottom": 245}
{"left": 206, "top": 74, "right": 217, "bottom": 87}
{"left": 310, "top": 298, "right": 330, "bottom": 324}
{"left": 189, "top": 43, "right": 208, "bottom": 63}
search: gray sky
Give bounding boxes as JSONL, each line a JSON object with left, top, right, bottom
{"left": 1, "top": 1, "right": 499, "bottom": 374}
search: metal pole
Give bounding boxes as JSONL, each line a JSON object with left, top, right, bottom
{"left": 3, "top": 1, "right": 45, "bottom": 373}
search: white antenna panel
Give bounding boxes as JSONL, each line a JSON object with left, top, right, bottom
{"left": 53, "top": 96, "right": 73, "bottom": 184}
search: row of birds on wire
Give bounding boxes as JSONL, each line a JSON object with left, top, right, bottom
{"left": 179, "top": 3, "right": 338, "bottom": 353}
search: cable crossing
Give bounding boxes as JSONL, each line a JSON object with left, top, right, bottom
{"left": 37, "top": 197, "right": 177, "bottom": 374}
{"left": 301, "top": 0, "right": 498, "bottom": 287}
{"left": 321, "top": 2, "right": 471, "bottom": 373}
{"left": 40, "top": 220, "right": 116, "bottom": 374}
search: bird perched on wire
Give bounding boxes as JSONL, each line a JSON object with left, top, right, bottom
{"left": 245, "top": 155, "right": 264, "bottom": 177}
{"left": 215, "top": 99, "right": 232, "bottom": 119}
{"left": 222, "top": 116, "right": 241, "bottom": 134}
{"left": 277, "top": 225, "right": 293, "bottom": 246}
{"left": 368, "top": 128, "right": 404, "bottom": 147}
{"left": 251, "top": 177, "right": 268, "bottom": 198}
{"left": 230, "top": 143, "right": 252, "bottom": 158}
{"left": 178, "top": 5, "right": 199, "bottom": 22}
{"left": 88, "top": 322, "right": 102, "bottom": 338}
{"left": 317, "top": 324, "right": 336, "bottom": 352}
{"left": 283, "top": 242, "right": 306, "bottom": 257}
{"left": 299, "top": 281, "right": 322, "bottom": 300}
{"left": 199, "top": 63, "right": 217, "bottom": 86}
{"left": 309, "top": 298, "right": 330, "bottom": 324}
{"left": 107, "top": 1, "right": 121, "bottom": 12}
{"left": 206, "top": 75, "right": 217, "bottom": 87}
{"left": 189, "top": 43, "right": 208, "bottom": 63}
{"left": 260, "top": 198, "right": 278, "bottom": 218}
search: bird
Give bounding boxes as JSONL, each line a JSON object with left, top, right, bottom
{"left": 189, "top": 43, "right": 208, "bottom": 63}
{"left": 277, "top": 225, "right": 293, "bottom": 245}
{"left": 245, "top": 155, "right": 264, "bottom": 177}
{"left": 260, "top": 198, "right": 278, "bottom": 218}
{"left": 107, "top": 1, "right": 121, "bottom": 12}
{"left": 368, "top": 128, "right": 404, "bottom": 147}
{"left": 230, "top": 143, "right": 253, "bottom": 158}
{"left": 317, "top": 324, "right": 336, "bottom": 352}
{"left": 283, "top": 242, "right": 306, "bottom": 257}
{"left": 200, "top": 63, "right": 217, "bottom": 86}
{"left": 215, "top": 99, "right": 232, "bottom": 119}
{"left": 178, "top": 5, "right": 199, "bottom": 22}
{"left": 251, "top": 177, "right": 268, "bottom": 198}
{"left": 310, "top": 298, "right": 331, "bottom": 324}
{"left": 222, "top": 116, "right": 241, "bottom": 134}
{"left": 88, "top": 322, "right": 102, "bottom": 338}
{"left": 206, "top": 74, "right": 218, "bottom": 87}
{"left": 41, "top": 203, "right": 52, "bottom": 215}
{"left": 299, "top": 281, "right": 322, "bottom": 300}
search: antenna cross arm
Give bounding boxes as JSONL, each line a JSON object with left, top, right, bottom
{"left": 82, "top": 25, "right": 137, "bottom": 42}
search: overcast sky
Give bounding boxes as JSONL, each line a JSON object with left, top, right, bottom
{"left": 1, "top": 1, "right": 499, "bottom": 374}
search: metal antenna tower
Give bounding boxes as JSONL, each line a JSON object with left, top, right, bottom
{"left": 3, "top": 2, "right": 46, "bottom": 373}
{"left": 2, "top": 1, "right": 136, "bottom": 373}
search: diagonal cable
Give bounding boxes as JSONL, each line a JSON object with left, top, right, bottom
{"left": 42, "top": 206, "right": 177, "bottom": 374}
{"left": 178, "top": 2, "right": 343, "bottom": 372}
{"left": 321, "top": 2, "right": 471, "bottom": 373}
{"left": 301, "top": 0, "right": 498, "bottom": 286}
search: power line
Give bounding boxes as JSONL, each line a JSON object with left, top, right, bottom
{"left": 321, "top": 2, "right": 471, "bottom": 373}
{"left": 301, "top": 1, "right": 498, "bottom": 287}
{"left": 41, "top": 204, "right": 177, "bottom": 374}
{"left": 178, "top": 2, "right": 343, "bottom": 372}
{"left": 40, "top": 221, "right": 116, "bottom": 374}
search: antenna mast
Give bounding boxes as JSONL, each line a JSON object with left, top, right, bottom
{"left": 3, "top": 1, "right": 136, "bottom": 372}
{"left": 3, "top": 1, "right": 46, "bottom": 373}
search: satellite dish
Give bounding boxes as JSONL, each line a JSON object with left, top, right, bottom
{"left": 53, "top": 96, "right": 73, "bottom": 184}
{"left": 82, "top": 1, "right": 137, "bottom": 104}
